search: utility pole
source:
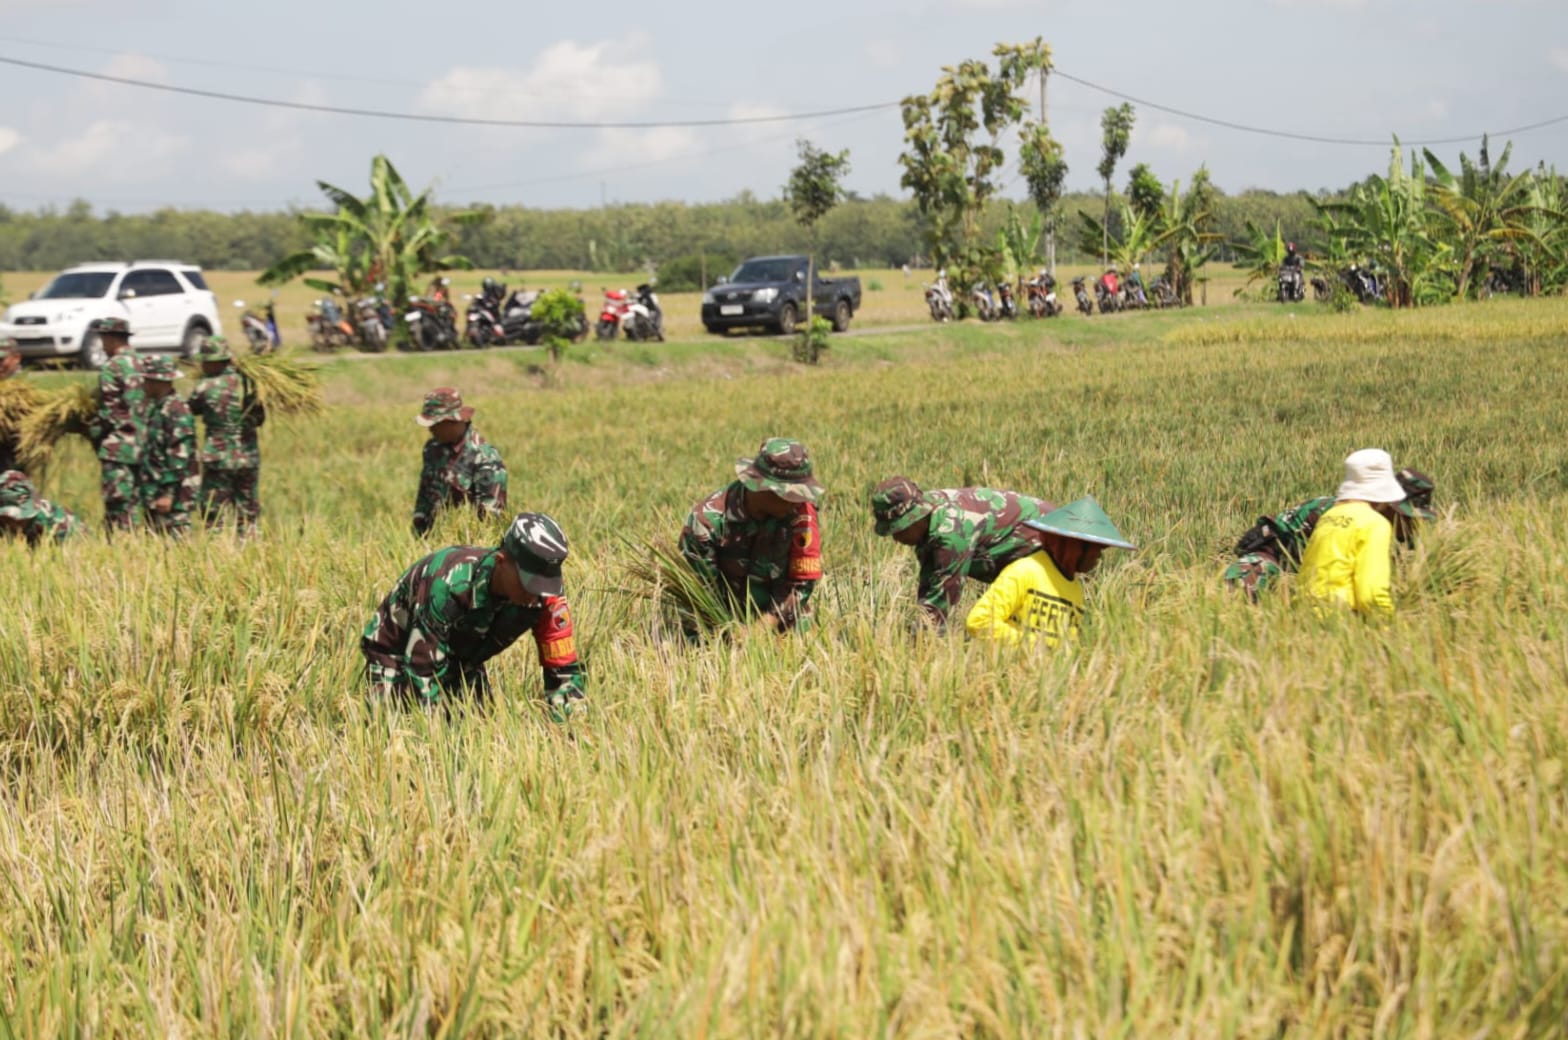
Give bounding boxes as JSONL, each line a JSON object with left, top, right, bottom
{"left": 1041, "top": 66, "right": 1056, "bottom": 276}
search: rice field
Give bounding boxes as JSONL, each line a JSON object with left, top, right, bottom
{"left": 1, "top": 295, "right": 1565, "bottom": 1036}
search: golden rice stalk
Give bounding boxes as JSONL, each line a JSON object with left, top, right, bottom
{"left": 0, "top": 379, "right": 42, "bottom": 450}
{"left": 621, "top": 537, "right": 735, "bottom": 634}
{"left": 15, "top": 382, "right": 95, "bottom": 474}
{"left": 221, "top": 351, "right": 323, "bottom": 415}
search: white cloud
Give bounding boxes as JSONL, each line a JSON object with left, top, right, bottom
{"left": 419, "top": 36, "right": 663, "bottom": 123}
{"left": 864, "top": 39, "right": 901, "bottom": 69}
{"left": 0, "top": 127, "right": 20, "bottom": 157}
{"left": 1148, "top": 123, "right": 1194, "bottom": 151}
{"left": 579, "top": 126, "right": 701, "bottom": 171}
{"left": 218, "top": 81, "right": 328, "bottom": 181}
{"left": 1552, "top": 47, "right": 1568, "bottom": 72}
{"left": 28, "top": 119, "right": 189, "bottom": 177}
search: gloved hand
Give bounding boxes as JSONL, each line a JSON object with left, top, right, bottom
{"left": 546, "top": 688, "right": 586, "bottom": 724}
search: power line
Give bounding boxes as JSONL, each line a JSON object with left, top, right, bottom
{"left": 1051, "top": 67, "right": 1568, "bottom": 147}
{"left": 0, "top": 54, "right": 901, "bottom": 129}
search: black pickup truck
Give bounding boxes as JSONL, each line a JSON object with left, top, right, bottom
{"left": 700, "top": 255, "right": 862, "bottom": 335}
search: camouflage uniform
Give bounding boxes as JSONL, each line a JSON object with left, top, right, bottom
{"left": 0, "top": 469, "right": 85, "bottom": 546}
{"left": 361, "top": 543, "right": 584, "bottom": 710}
{"left": 1222, "top": 496, "right": 1335, "bottom": 599}
{"left": 188, "top": 337, "right": 264, "bottom": 535}
{"left": 411, "top": 388, "right": 508, "bottom": 535}
{"left": 679, "top": 438, "right": 825, "bottom": 632}
{"left": 87, "top": 318, "right": 146, "bottom": 532}
{"left": 872, "top": 477, "right": 1053, "bottom": 628}
{"left": 138, "top": 358, "right": 200, "bottom": 537}
{"left": 1223, "top": 469, "right": 1436, "bottom": 599}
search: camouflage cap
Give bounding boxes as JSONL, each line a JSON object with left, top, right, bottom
{"left": 139, "top": 356, "right": 180, "bottom": 382}
{"left": 0, "top": 469, "right": 41, "bottom": 522}
{"left": 1394, "top": 468, "right": 1437, "bottom": 520}
{"left": 871, "top": 475, "right": 933, "bottom": 536}
{"left": 416, "top": 387, "right": 474, "bottom": 427}
{"left": 93, "top": 316, "right": 133, "bottom": 338}
{"left": 1024, "top": 495, "right": 1136, "bottom": 550}
{"left": 499, "top": 512, "right": 568, "bottom": 597}
{"left": 734, "top": 438, "right": 824, "bottom": 504}
{"left": 197, "top": 335, "right": 232, "bottom": 363}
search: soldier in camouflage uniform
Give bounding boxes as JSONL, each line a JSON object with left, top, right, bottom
{"left": 137, "top": 356, "right": 200, "bottom": 537}
{"left": 411, "top": 387, "right": 508, "bottom": 535}
{"left": 679, "top": 437, "right": 824, "bottom": 635}
{"left": 188, "top": 336, "right": 264, "bottom": 536}
{"left": 362, "top": 512, "right": 586, "bottom": 720}
{"left": 1223, "top": 467, "right": 1437, "bottom": 599}
{"left": 86, "top": 317, "right": 146, "bottom": 532}
{"left": 0, "top": 469, "right": 85, "bottom": 546}
{"left": 871, "top": 476, "right": 1055, "bottom": 629}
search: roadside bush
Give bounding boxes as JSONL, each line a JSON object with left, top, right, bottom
{"left": 655, "top": 253, "right": 737, "bottom": 293}
{"left": 531, "top": 288, "right": 586, "bottom": 362}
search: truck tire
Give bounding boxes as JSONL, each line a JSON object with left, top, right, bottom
{"left": 831, "top": 300, "right": 851, "bottom": 333}
{"left": 777, "top": 303, "right": 798, "bottom": 336}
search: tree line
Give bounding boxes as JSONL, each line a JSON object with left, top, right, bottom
{"left": 0, "top": 187, "right": 1326, "bottom": 285}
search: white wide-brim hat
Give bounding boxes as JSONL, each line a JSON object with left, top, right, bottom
{"left": 1336, "top": 448, "right": 1407, "bottom": 504}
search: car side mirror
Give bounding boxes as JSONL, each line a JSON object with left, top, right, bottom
{"left": 795, "top": 271, "right": 805, "bottom": 282}
{"left": 716, "top": 276, "right": 728, "bottom": 285}
{"left": 118, "top": 289, "right": 137, "bottom": 301}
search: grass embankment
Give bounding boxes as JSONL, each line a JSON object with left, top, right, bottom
{"left": 1, "top": 298, "right": 1565, "bottom": 1036}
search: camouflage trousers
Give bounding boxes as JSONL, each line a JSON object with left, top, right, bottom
{"left": 201, "top": 467, "right": 260, "bottom": 533}
{"left": 1222, "top": 549, "right": 1285, "bottom": 601}
{"left": 100, "top": 460, "right": 139, "bottom": 532}
{"left": 362, "top": 654, "right": 493, "bottom": 709}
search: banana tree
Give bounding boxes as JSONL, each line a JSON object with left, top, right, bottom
{"left": 1423, "top": 138, "right": 1538, "bottom": 299}
{"left": 1229, "top": 219, "right": 1288, "bottom": 295}
{"left": 1514, "top": 164, "right": 1568, "bottom": 296}
{"left": 1315, "top": 141, "right": 1436, "bottom": 308}
{"left": 260, "top": 154, "right": 482, "bottom": 314}
{"left": 1077, "top": 202, "right": 1167, "bottom": 273}
{"left": 1158, "top": 171, "right": 1221, "bottom": 305}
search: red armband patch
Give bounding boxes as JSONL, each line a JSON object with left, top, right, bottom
{"left": 789, "top": 503, "right": 822, "bottom": 581}
{"left": 535, "top": 597, "right": 578, "bottom": 667}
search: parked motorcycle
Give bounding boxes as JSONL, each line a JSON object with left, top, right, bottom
{"left": 464, "top": 293, "right": 504, "bottom": 348}
{"left": 1277, "top": 266, "right": 1306, "bottom": 303}
{"left": 1071, "top": 276, "right": 1094, "bottom": 316}
{"left": 233, "top": 298, "right": 276, "bottom": 354}
{"left": 1025, "top": 272, "right": 1061, "bottom": 317}
{"left": 626, "top": 283, "right": 664, "bottom": 342}
{"left": 996, "top": 281, "right": 1018, "bottom": 320}
{"left": 306, "top": 297, "right": 354, "bottom": 352}
{"left": 970, "top": 282, "right": 999, "bottom": 322}
{"left": 1151, "top": 276, "right": 1181, "bottom": 309}
{"left": 1342, "top": 265, "right": 1381, "bottom": 304}
{"left": 924, "top": 271, "right": 955, "bottom": 322}
{"left": 353, "top": 296, "right": 390, "bottom": 352}
{"left": 1094, "top": 280, "right": 1123, "bottom": 315}
{"left": 1311, "top": 275, "right": 1332, "bottom": 302}
{"left": 404, "top": 293, "right": 460, "bottom": 351}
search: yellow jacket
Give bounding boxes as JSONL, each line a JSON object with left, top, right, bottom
{"left": 1297, "top": 500, "right": 1395, "bottom": 616}
{"left": 965, "top": 549, "right": 1084, "bottom": 648}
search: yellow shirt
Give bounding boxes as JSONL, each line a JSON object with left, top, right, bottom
{"left": 965, "top": 549, "right": 1084, "bottom": 648}
{"left": 1297, "top": 500, "right": 1395, "bottom": 616}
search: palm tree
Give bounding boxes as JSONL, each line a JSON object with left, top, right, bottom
{"left": 260, "top": 155, "right": 482, "bottom": 312}
{"left": 1423, "top": 138, "right": 1538, "bottom": 299}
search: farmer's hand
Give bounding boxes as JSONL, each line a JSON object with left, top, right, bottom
{"left": 546, "top": 689, "right": 586, "bottom": 724}
{"left": 152, "top": 495, "right": 173, "bottom": 514}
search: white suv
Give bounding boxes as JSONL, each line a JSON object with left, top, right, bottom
{"left": 0, "top": 261, "right": 223, "bottom": 369}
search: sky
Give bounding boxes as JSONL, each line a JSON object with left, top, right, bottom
{"left": 0, "top": 0, "right": 1564, "bottom": 214}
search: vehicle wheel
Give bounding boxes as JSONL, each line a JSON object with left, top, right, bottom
{"left": 180, "top": 323, "right": 207, "bottom": 359}
{"left": 596, "top": 318, "right": 617, "bottom": 341}
{"left": 79, "top": 330, "right": 107, "bottom": 370}
{"left": 777, "top": 303, "right": 797, "bottom": 336}
{"left": 831, "top": 300, "right": 851, "bottom": 333}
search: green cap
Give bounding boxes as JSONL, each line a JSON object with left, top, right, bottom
{"left": 93, "top": 316, "right": 132, "bottom": 338}
{"left": 139, "top": 356, "right": 180, "bottom": 382}
{"left": 499, "top": 512, "right": 568, "bottom": 597}
{"left": 1024, "top": 495, "right": 1135, "bottom": 550}
{"left": 197, "top": 335, "right": 232, "bottom": 363}
{"left": 0, "top": 469, "right": 41, "bottom": 522}
{"left": 871, "top": 475, "right": 933, "bottom": 536}
{"left": 734, "top": 438, "right": 823, "bottom": 504}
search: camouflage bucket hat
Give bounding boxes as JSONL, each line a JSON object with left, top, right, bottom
{"left": 93, "top": 316, "right": 133, "bottom": 338}
{"left": 500, "top": 513, "right": 568, "bottom": 597}
{"left": 1025, "top": 495, "right": 1136, "bottom": 550}
{"left": 1394, "top": 468, "right": 1437, "bottom": 520}
{"left": 416, "top": 387, "right": 474, "bottom": 427}
{"left": 871, "top": 475, "right": 932, "bottom": 536}
{"left": 139, "top": 356, "right": 180, "bottom": 382}
{"left": 197, "top": 335, "right": 232, "bottom": 362}
{"left": 735, "top": 438, "right": 824, "bottom": 504}
{"left": 0, "top": 470, "right": 41, "bottom": 522}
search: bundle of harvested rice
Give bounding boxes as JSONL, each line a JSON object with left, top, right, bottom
{"left": 0, "top": 379, "right": 42, "bottom": 443}
{"left": 623, "top": 537, "right": 735, "bottom": 635}
{"left": 228, "top": 351, "right": 323, "bottom": 415}
{"left": 15, "top": 382, "right": 95, "bottom": 473}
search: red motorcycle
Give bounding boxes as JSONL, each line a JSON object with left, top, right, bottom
{"left": 596, "top": 289, "right": 630, "bottom": 341}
